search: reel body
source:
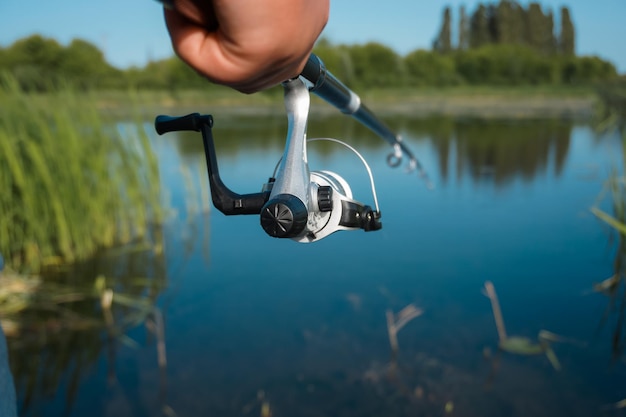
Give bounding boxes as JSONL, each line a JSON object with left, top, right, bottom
{"left": 261, "top": 169, "right": 380, "bottom": 243}
{"left": 296, "top": 170, "right": 381, "bottom": 243}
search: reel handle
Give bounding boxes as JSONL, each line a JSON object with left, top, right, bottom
{"left": 154, "top": 113, "right": 271, "bottom": 215}
{"left": 155, "top": 113, "right": 212, "bottom": 134}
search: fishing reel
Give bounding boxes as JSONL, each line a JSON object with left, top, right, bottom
{"left": 155, "top": 54, "right": 429, "bottom": 243}
{"left": 155, "top": 77, "right": 381, "bottom": 243}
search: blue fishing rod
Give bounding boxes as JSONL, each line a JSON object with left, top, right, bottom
{"left": 154, "top": 1, "right": 430, "bottom": 242}
{"left": 300, "top": 54, "right": 430, "bottom": 182}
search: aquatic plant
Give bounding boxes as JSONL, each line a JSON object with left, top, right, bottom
{"left": 0, "top": 72, "right": 165, "bottom": 273}
{"left": 3, "top": 240, "right": 170, "bottom": 414}
{"left": 482, "top": 281, "right": 562, "bottom": 371}
{"left": 385, "top": 303, "right": 423, "bottom": 362}
{"left": 591, "top": 79, "right": 626, "bottom": 359}
{"left": 591, "top": 175, "right": 626, "bottom": 357}
{"left": 570, "top": 79, "right": 626, "bottom": 417}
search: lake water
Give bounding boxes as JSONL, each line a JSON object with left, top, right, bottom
{"left": 10, "top": 111, "right": 626, "bottom": 417}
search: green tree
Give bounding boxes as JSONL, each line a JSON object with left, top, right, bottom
{"left": 0, "top": 47, "right": 7, "bottom": 69}
{"left": 404, "top": 49, "right": 458, "bottom": 86}
{"left": 455, "top": 44, "right": 556, "bottom": 85}
{"left": 6, "top": 35, "right": 63, "bottom": 69}
{"left": 129, "top": 57, "right": 206, "bottom": 90}
{"left": 524, "top": 3, "right": 555, "bottom": 55}
{"left": 433, "top": 7, "right": 453, "bottom": 53}
{"left": 495, "top": 0, "right": 526, "bottom": 44}
{"left": 559, "top": 6, "right": 575, "bottom": 56}
{"left": 458, "top": 5, "right": 470, "bottom": 50}
{"left": 470, "top": 4, "right": 492, "bottom": 49}
{"left": 543, "top": 10, "right": 557, "bottom": 55}
{"left": 345, "top": 42, "right": 404, "bottom": 88}
{"left": 3, "top": 35, "right": 64, "bottom": 90}
{"left": 59, "top": 39, "right": 120, "bottom": 88}
{"left": 560, "top": 56, "right": 617, "bottom": 84}
{"left": 0, "top": 35, "right": 124, "bottom": 90}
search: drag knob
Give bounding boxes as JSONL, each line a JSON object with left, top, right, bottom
{"left": 317, "top": 186, "right": 333, "bottom": 212}
{"left": 260, "top": 194, "right": 308, "bottom": 238}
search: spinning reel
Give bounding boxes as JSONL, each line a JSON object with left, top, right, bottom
{"left": 155, "top": 54, "right": 429, "bottom": 243}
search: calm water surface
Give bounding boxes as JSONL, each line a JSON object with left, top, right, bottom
{"left": 11, "top": 113, "right": 626, "bottom": 417}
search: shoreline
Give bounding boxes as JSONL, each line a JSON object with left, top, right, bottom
{"left": 95, "top": 89, "right": 599, "bottom": 120}
{"left": 312, "top": 95, "right": 596, "bottom": 119}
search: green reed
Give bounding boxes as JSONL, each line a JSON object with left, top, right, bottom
{"left": 0, "top": 73, "right": 165, "bottom": 273}
{"left": 591, "top": 170, "right": 626, "bottom": 361}
{"left": 591, "top": 80, "right": 626, "bottom": 358}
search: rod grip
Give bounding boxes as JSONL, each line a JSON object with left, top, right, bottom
{"left": 300, "top": 54, "right": 359, "bottom": 114}
{"left": 301, "top": 54, "right": 401, "bottom": 146}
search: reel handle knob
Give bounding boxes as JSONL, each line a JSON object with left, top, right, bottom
{"left": 260, "top": 194, "right": 308, "bottom": 238}
{"left": 155, "top": 113, "right": 212, "bottom": 134}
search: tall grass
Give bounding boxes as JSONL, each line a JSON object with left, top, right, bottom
{"left": 0, "top": 73, "right": 165, "bottom": 273}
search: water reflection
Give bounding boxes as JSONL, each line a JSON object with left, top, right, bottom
{"left": 422, "top": 118, "right": 572, "bottom": 187}
{"left": 6, "top": 234, "right": 168, "bottom": 415}
{"left": 169, "top": 114, "right": 577, "bottom": 190}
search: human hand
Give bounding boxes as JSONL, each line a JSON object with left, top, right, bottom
{"left": 163, "top": 0, "right": 330, "bottom": 93}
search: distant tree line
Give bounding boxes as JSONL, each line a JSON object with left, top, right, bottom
{"left": 425, "top": 1, "right": 617, "bottom": 85}
{"left": 0, "top": 35, "right": 207, "bottom": 92}
{"left": 433, "top": 1, "right": 575, "bottom": 55}
{"left": 0, "top": 15, "right": 618, "bottom": 94}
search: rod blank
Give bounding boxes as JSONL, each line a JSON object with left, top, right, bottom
{"left": 301, "top": 54, "right": 431, "bottom": 187}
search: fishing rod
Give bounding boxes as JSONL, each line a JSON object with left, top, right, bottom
{"left": 300, "top": 54, "right": 430, "bottom": 182}
{"left": 154, "top": 1, "right": 431, "bottom": 242}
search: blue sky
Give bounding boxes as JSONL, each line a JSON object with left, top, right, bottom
{"left": 1, "top": 0, "right": 625, "bottom": 73}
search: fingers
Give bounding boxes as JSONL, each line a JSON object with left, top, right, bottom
{"left": 163, "top": 0, "right": 329, "bottom": 93}
{"left": 164, "top": 9, "right": 265, "bottom": 92}
{"left": 167, "top": 0, "right": 218, "bottom": 29}
{"left": 165, "top": 9, "right": 310, "bottom": 93}
{"left": 226, "top": 51, "right": 312, "bottom": 93}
